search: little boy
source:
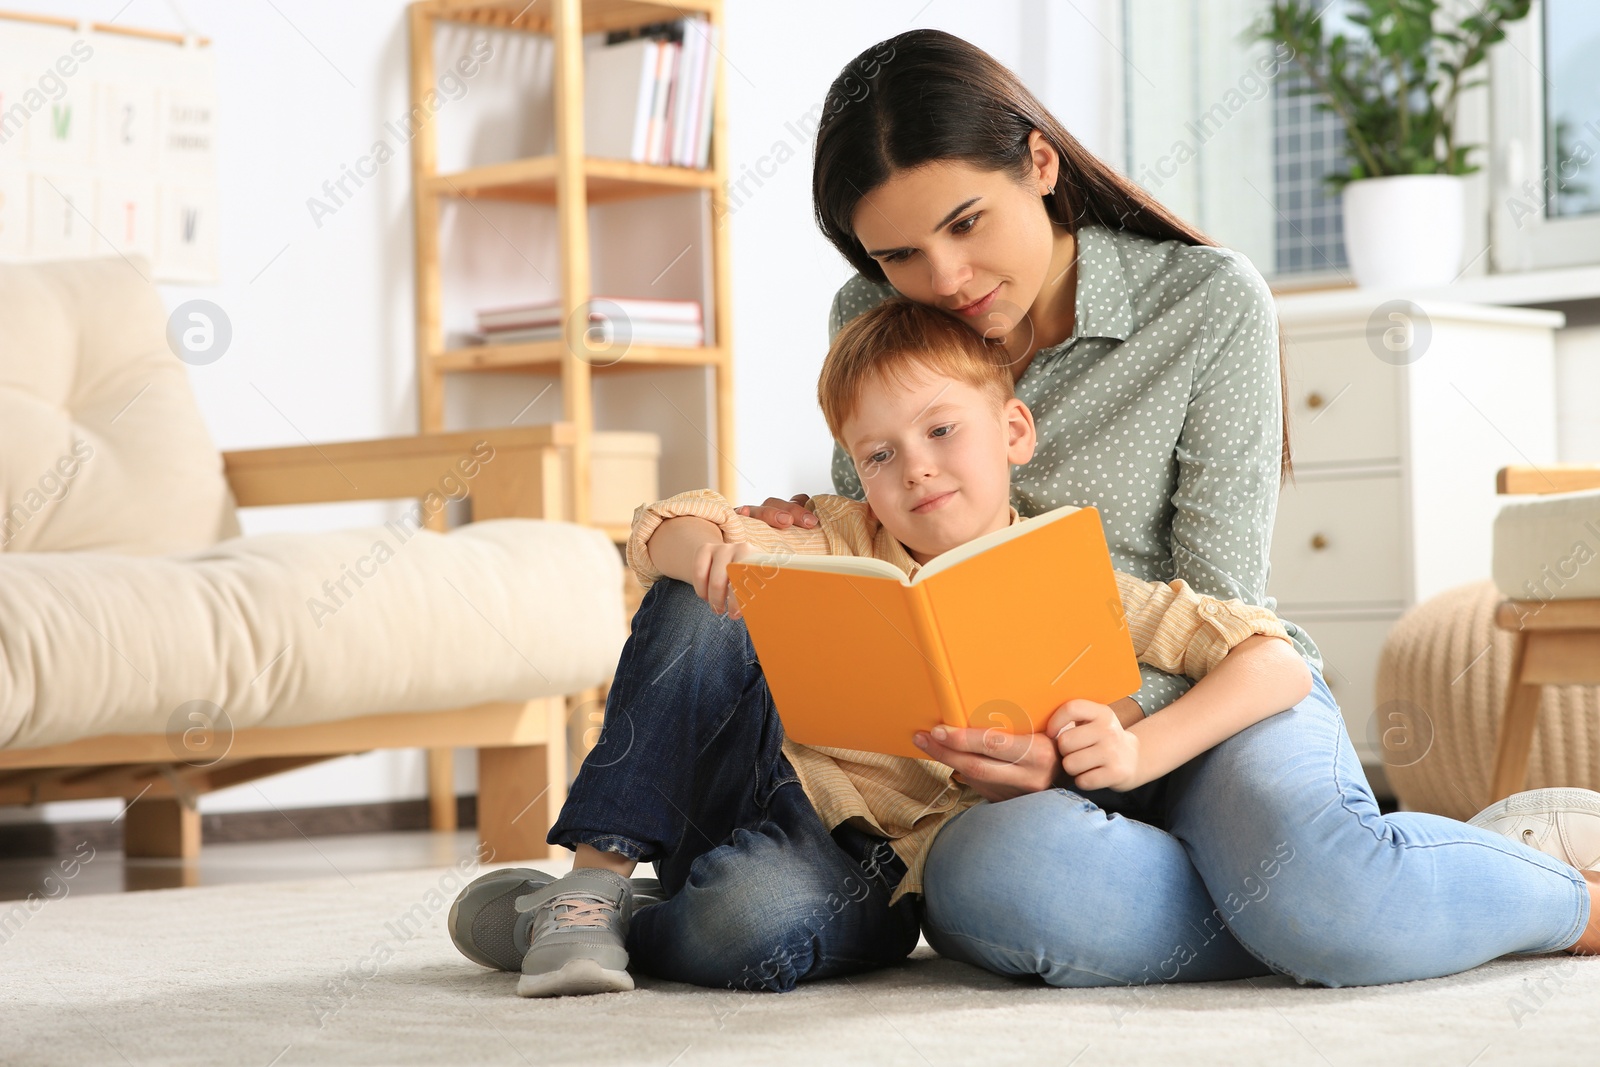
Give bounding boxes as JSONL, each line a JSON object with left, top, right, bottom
{"left": 447, "top": 297, "right": 1312, "bottom": 998}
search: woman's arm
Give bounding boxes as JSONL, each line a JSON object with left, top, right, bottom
{"left": 1048, "top": 634, "right": 1310, "bottom": 793}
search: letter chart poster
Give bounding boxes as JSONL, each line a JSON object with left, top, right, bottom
{"left": 0, "top": 19, "right": 218, "bottom": 283}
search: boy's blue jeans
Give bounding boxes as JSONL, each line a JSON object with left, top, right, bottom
{"left": 550, "top": 579, "right": 1591, "bottom": 991}
{"left": 547, "top": 578, "right": 921, "bottom": 991}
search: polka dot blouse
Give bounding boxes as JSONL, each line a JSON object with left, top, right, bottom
{"left": 826, "top": 223, "right": 1323, "bottom": 716}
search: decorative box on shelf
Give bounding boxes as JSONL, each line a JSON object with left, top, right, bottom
{"left": 1268, "top": 293, "right": 1564, "bottom": 774}
{"left": 591, "top": 430, "right": 661, "bottom": 529}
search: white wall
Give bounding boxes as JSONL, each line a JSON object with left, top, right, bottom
{"left": 6, "top": 0, "right": 1125, "bottom": 824}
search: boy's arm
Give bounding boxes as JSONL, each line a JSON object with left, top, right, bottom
{"left": 1052, "top": 572, "right": 1311, "bottom": 788}
{"left": 627, "top": 489, "right": 831, "bottom": 589}
{"left": 1049, "top": 632, "right": 1311, "bottom": 793}
{"left": 1121, "top": 632, "right": 1311, "bottom": 785}
{"left": 643, "top": 515, "right": 727, "bottom": 586}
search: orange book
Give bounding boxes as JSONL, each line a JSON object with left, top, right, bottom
{"left": 725, "top": 504, "right": 1141, "bottom": 760}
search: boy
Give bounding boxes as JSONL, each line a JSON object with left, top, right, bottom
{"left": 447, "top": 298, "right": 1313, "bottom": 997}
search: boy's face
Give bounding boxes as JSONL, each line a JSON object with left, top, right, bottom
{"left": 840, "top": 369, "right": 1036, "bottom": 564}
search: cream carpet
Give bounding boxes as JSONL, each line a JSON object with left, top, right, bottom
{"left": 2, "top": 857, "right": 1594, "bottom": 1067}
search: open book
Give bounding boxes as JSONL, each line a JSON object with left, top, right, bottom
{"left": 725, "top": 504, "right": 1141, "bottom": 760}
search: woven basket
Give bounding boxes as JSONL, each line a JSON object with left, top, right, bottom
{"left": 1375, "top": 580, "right": 1600, "bottom": 820}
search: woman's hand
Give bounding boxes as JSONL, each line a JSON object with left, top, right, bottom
{"left": 912, "top": 725, "right": 1064, "bottom": 803}
{"left": 690, "top": 539, "right": 760, "bottom": 619}
{"left": 1047, "top": 699, "right": 1144, "bottom": 793}
{"left": 734, "top": 495, "right": 818, "bottom": 530}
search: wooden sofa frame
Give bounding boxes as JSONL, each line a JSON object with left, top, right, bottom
{"left": 1489, "top": 463, "right": 1600, "bottom": 802}
{"left": 0, "top": 423, "right": 599, "bottom": 863}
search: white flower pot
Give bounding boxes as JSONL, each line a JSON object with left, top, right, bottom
{"left": 1341, "top": 174, "right": 1466, "bottom": 289}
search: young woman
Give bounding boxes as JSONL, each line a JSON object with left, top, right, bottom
{"left": 734, "top": 29, "right": 1600, "bottom": 986}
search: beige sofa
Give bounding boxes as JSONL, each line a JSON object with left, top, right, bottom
{"left": 0, "top": 257, "right": 626, "bottom": 860}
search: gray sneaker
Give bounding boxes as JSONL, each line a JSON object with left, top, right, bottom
{"left": 448, "top": 866, "right": 662, "bottom": 973}
{"left": 515, "top": 867, "right": 635, "bottom": 997}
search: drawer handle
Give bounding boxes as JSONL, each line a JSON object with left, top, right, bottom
{"left": 1311, "top": 533, "right": 1329, "bottom": 551}
{"left": 1306, "top": 391, "right": 1325, "bottom": 410}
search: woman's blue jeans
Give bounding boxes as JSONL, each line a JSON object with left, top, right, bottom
{"left": 921, "top": 669, "right": 1592, "bottom": 988}
{"left": 547, "top": 578, "right": 922, "bottom": 992}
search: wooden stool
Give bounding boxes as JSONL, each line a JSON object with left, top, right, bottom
{"left": 1488, "top": 464, "right": 1600, "bottom": 802}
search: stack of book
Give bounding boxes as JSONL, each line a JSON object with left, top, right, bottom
{"left": 583, "top": 16, "right": 718, "bottom": 169}
{"left": 469, "top": 297, "right": 705, "bottom": 349}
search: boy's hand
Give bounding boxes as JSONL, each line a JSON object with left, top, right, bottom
{"left": 691, "top": 539, "right": 760, "bottom": 619}
{"left": 1047, "top": 699, "right": 1144, "bottom": 792}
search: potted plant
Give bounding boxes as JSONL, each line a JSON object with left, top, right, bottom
{"left": 1254, "top": 0, "right": 1532, "bottom": 288}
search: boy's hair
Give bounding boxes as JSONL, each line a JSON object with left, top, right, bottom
{"left": 817, "top": 298, "right": 1015, "bottom": 444}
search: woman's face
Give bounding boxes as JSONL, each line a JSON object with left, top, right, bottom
{"left": 850, "top": 131, "right": 1060, "bottom": 345}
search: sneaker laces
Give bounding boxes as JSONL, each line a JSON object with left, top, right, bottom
{"left": 548, "top": 893, "right": 617, "bottom": 930}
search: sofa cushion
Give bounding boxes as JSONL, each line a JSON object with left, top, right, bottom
{"left": 0, "top": 518, "right": 624, "bottom": 750}
{"left": 0, "top": 257, "right": 238, "bottom": 555}
{"left": 1492, "top": 487, "right": 1600, "bottom": 601}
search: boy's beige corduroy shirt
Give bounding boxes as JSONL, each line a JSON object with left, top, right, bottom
{"left": 627, "top": 488, "right": 1293, "bottom": 903}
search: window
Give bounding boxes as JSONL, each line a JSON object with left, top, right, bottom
{"left": 1271, "top": 67, "right": 1348, "bottom": 275}
{"left": 1122, "top": 0, "right": 1357, "bottom": 284}
{"left": 1491, "top": 0, "right": 1600, "bottom": 270}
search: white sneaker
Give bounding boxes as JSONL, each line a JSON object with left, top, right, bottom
{"left": 1468, "top": 787, "right": 1600, "bottom": 871}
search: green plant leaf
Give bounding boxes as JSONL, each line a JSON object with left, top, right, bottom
{"left": 1253, "top": 0, "right": 1532, "bottom": 178}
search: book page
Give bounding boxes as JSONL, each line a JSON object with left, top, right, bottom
{"left": 739, "top": 553, "right": 907, "bottom": 582}
{"left": 913, "top": 503, "right": 1082, "bottom": 583}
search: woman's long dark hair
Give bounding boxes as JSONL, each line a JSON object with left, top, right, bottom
{"left": 811, "top": 29, "right": 1293, "bottom": 483}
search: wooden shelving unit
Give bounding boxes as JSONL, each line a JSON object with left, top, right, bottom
{"left": 407, "top": 0, "right": 736, "bottom": 528}
{"left": 406, "top": 0, "right": 734, "bottom": 832}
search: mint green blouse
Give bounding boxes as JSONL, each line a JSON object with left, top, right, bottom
{"left": 826, "top": 223, "right": 1322, "bottom": 716}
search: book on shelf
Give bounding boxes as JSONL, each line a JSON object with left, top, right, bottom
{"left": 725, "top": 505, "right": 1142, "bottom": 761}
{"left": 583, "top": 16, "right": 718, "bottom": 168}
{"left": 476, "top": 297, "right": 702, "bottom": 333}
{"left": 467, "top": 320, "right": 704, "bottom": 348}
{"left": 582, "top": 38, "right": 658, "bottom": 162}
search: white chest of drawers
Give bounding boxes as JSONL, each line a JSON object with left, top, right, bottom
{"left": 1268, "top": 295, "right": 1564, "bottom": 772}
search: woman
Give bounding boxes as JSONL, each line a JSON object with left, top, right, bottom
{"left": 734, "top": 28, "right": 1600, "bottom": 986}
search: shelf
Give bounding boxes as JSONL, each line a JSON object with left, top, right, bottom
{"left": 410, "top": 0, "right": 735, "bottom": 532}
{"left": 425, "top": 156, "right": 719, "bottom": 204}
{"left": 435, "top": 339, "right": 723, "bottom": 373}
{"left": 422, "top": 0, "right": 718, "bottom": 35}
